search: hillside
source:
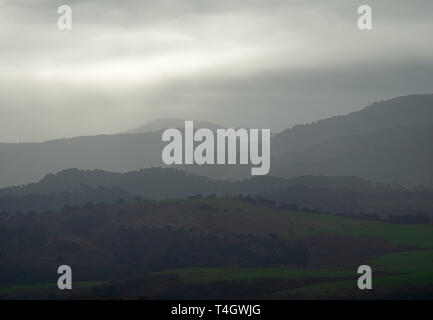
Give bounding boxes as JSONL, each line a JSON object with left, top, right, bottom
{"left": 0, "top": 198, "right": 432, "bottom": 299}
{"left": 272, "top": 94, "right": 433, "bottom": 155}
{"left": 0, "top": 167, "right": 285, "bottom": 199}
{"left": 272, "top": 125, "right": 433, "bottom": 186}
{"left": 0, "top": 131, "right": 164, "bottom": 188}
{"left": 1, "top": 168, "right": 433, "bottom": 220}
{"left": 0, "top": 94, "right": 432, "bottom": 187}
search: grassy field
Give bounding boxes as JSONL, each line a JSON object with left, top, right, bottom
{"left": 159, "top": 267, "right": 353, "bottom": 284}
{"left": 1, "top": 198, "right": 432, "bottom": 299}
{"left": 183, "top": 198, "right": 433, "bottom": 242}
{"left": 125, "top": 198, "right": 433, "bottom": 247}
{"left": 154, "top": 199, "right": 433, "bottom": 298}
{"left": 267, "top": 250, "right": 433, "bottom": 298}
{"left": 157, "top": 250, "right": 433, "bottom": 298}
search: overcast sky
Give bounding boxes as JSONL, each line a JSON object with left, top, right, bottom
{"left": 0, "top": 0, "right": 432, "bottom": 142}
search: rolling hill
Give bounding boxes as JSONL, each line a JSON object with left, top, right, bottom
{"left": 1, "top": 168, "right": 433, "bottom": 219}
{"left": 272, "top": 124, "right": 433, "bottom": 186}
{"left": 0, "top": 94, "right": 432, "bottom": 187}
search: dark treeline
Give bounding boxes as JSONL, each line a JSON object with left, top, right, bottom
{"left": 0, "top": 202, "right": 308, "bottom": 285}
{"left": 227, "top": 194, "right": 432, "bottom": 224}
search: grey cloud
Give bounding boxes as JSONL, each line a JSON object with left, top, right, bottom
{"left": 0, "top": 0, "right": 432, "bottom": 142}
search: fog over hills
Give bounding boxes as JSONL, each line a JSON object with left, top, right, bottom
{"left": 270, "top": 94, "right": 433, "bottom": 186}
{"left": 1, "top": 0, "right": 432, "bottom": 301}
{"left": 0, "top": 94, "right": 432, "bottom": 187}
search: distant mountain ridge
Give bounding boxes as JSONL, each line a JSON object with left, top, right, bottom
{"left": 270, "top": 94, "right": 433, "bottom": 185}
{"left": 272, "top": 94, "right": 433, "bottom": 155}
{"left": 0, "top": 94, "right": 432, "bottom": 187}
{"left": 272, "top": 124, "right": 433, "bottom": 186}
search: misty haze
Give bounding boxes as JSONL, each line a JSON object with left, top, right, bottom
{"left": 0, "top": 0, "right": 432, "bottom": 302}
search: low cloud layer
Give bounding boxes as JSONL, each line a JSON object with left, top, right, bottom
{"left": 0, "top": 0, "right": 432, "bottom": 142}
